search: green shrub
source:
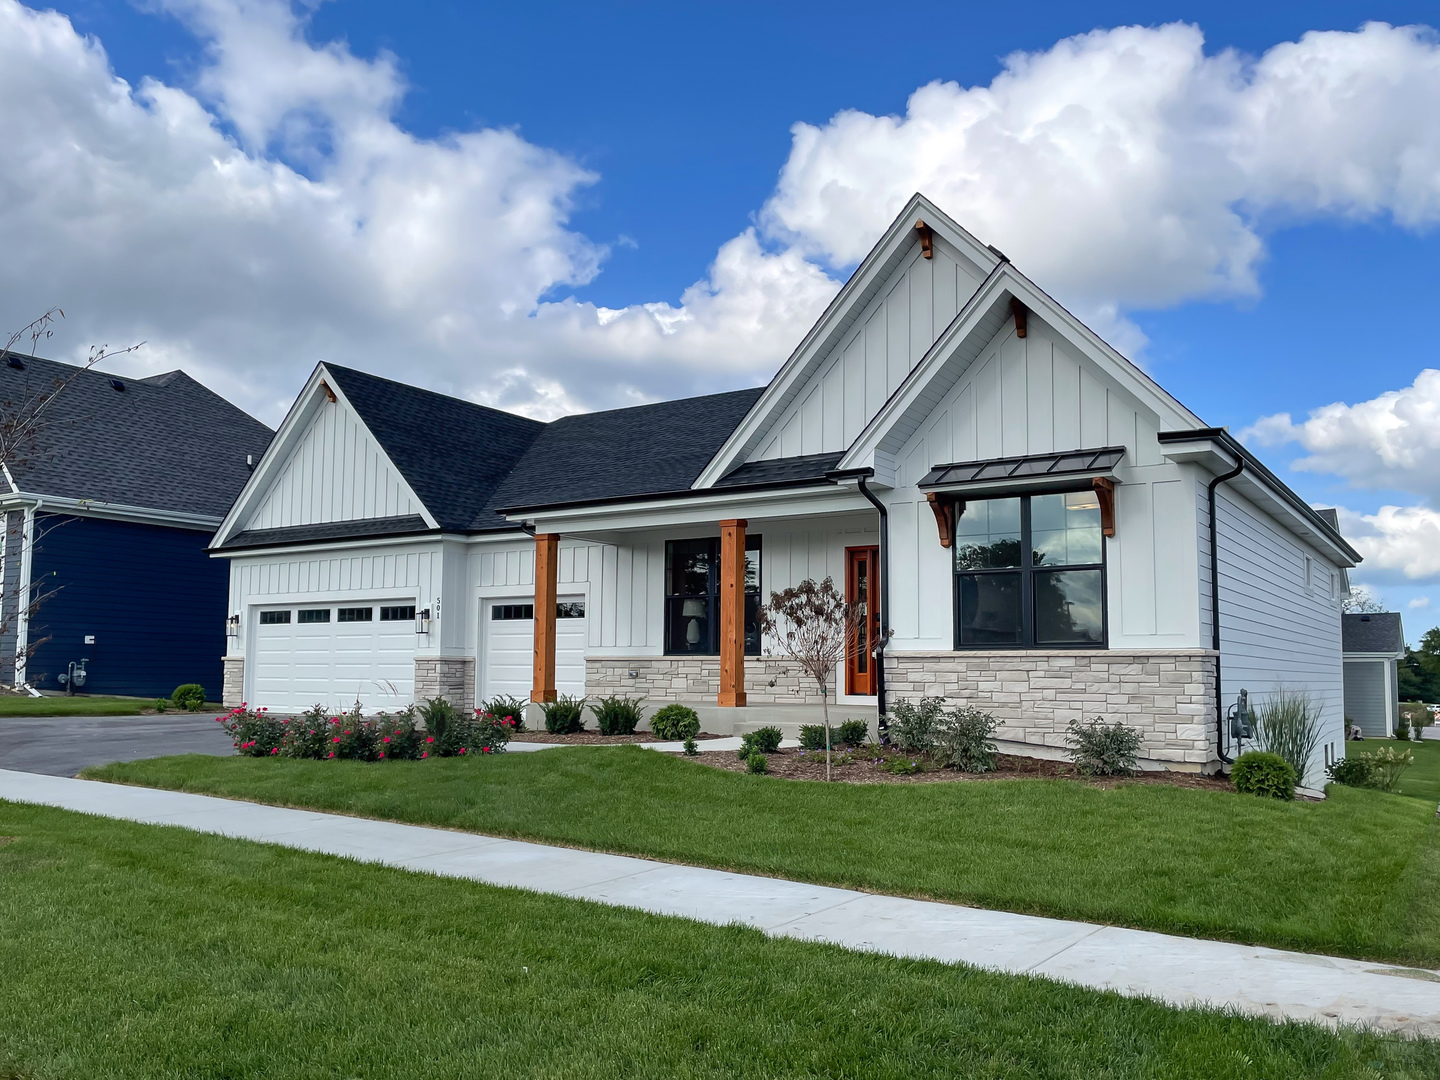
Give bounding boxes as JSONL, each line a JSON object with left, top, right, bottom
{"left": 745, "top": 751, "right": 769, "bottom": 774}
{"left": 650, "top": 704, "right": 700, "bottom": 741}
{"left": 837, "top": 719, "right": 870, "bottom": 747}
{"left": 798, "top": 724, "right": 831, "bottom": 751}
{"left": 1255, "top": 689, "right": 1323, "bottom": 784}
{"left": 279, "top": 704, "right": 336, "bottom": 759}
{"left": 1232, "top": 751, "right": 1296, "bottom": 800}
{"left": 375, "top": 708, "right": 424, "bottom": 760}
{"left": 590, "top": 695, "right": 645, "bottom": 736}
{"left": 886, "top": 697, "right": 944, "bottom": 753}
{"left": 933, "top": 705, "right": 999, "bottom": 772}
{"left": 736, "top": 726, "right": 783, "bottom": 759}
{"left": 1359, "top": 747, "right": 1414, "bottom": 793}
{"left": 153, "top": 698, "right": 168, "bottom": 713}
{"left": 480, "top": 695, "right": 527, "bottom": 732}
{"left": 1066, "top": 718, "right": 1142, "bottom": 777}
{"left": 217, "top": 705, "right": 284, "bottom": 756}
{"left": 884, "top": 757, "right": 921, "bottom": 775}
{"left": 682, "top": 737, "right": 699, "bottom": 756}
{"left": 1395, "top": 714, "right": 1411, "bottom": 742}
{"left": 331, "top": 705, "right": 380, "bottom": 761}
{"left": 1324, "top": 755, "right": 1373, "bottom": 788}
{"left": 542, "top": 695, "right": 586, "bottom": 734}
{"left": 172, "top": 683, "right": 206, "bottom": 711}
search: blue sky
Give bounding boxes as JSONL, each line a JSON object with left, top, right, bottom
{"left": 7, "top": 0, "right": 1440, "bottom": 635}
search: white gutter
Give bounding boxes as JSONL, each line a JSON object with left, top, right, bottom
{"left": 0, "top": 492, "right": 222, "bottom": 531}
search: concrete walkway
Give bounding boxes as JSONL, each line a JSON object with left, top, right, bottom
{"left": 2, "top": 767, "right": 1437, "bottom": 1037}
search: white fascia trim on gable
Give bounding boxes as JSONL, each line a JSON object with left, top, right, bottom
{"left": 513, "top": 484, "right": 871, "bottom": 537}
{"left": 691, "top": 193, "right": 1003, "bottom": 490}
{"left": 836, "top": 264, "right": 1206, "bottom": 478}
{"left": 1343, "top": 650, "right": 1406, "bottom": 661}
{"left": 210, "top": 363, "right": 440, "bottom": 548}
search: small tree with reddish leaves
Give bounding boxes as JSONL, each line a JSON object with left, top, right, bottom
{"left": 756, "top": 576, "right": 860, "bottom": 782}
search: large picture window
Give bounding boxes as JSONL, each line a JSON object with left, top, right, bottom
{"left": 954, "top": 492, "right": 1106, "bottom": 649}
{"left": 664, "top": 536, "right": 762, "bottom": 655}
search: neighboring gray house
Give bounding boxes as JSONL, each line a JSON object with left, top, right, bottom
{"left": 1342, "top": 612, "right": 1405, "bottom": 738}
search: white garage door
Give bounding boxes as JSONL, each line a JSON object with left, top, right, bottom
{"left": 480, "top": 597, "right": 586, "bottom": 702}
{"left": 252, "top": 602, "right": 417, "bottom": 713}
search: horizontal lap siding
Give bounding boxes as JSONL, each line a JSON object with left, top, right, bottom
{"left": 29, "top": 514, "right": 226, "bottom": 699}
{"left": 1200, "top": 485, "right": 1345, "bottom": 784}
{"left": 1343, "top": 660, "right": 1391, "bottom": 737}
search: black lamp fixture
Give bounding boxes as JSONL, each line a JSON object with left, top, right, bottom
{"left": 415, "top": 608, "right": 432, "bottom": 634}
{"left": 225, "top": 613, "right": 240, "bottom": 638}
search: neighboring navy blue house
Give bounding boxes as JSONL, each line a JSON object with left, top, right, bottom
{"left": 0, "top": 356, "right": 271, "bottom": 700}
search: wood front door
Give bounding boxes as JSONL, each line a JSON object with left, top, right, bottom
{"left": 845, "top": 546, "right": 880, "bottom": 697}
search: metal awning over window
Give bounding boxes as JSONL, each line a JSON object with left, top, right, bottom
{"left": 919, "top": 446, "right": 1126, "bottom": 491}
{"left": 919, "top": 447, "right": 1125, "bottom": 547}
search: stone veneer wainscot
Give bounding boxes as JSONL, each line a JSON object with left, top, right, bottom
{"left": 885, "top": 650, "right": 1218, "bottom": 771}
{"left": 586, "top": 657, "right": 834, "bottom": 705}
{"left": 414, "top": 657, "right": 475, "bottom": 712}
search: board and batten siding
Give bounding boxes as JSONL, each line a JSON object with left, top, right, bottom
{"left": 1197, "top": 480, "right": 1346, "bottom": 785}
{"left": 884, "top": 316, "right": 1201, "bottom": 651}
{"left": 750, "top": 242, "right": 988, "bottom": 462}
{"left": 467, "top": 522, "right": 878, "bottom": 659}
{"left": 246, "top": 400, "right": 422, "bottom": 530}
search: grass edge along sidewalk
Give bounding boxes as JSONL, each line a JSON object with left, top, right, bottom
{"left": 1, "top": 800, "right": 1437, "bottom": 1080}
{"left": 88, "top": 744, "right": 1440, "bottom": 968}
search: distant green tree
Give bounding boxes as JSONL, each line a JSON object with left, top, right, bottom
{"left": 1399, "top": 632, "right": 1440, "bottom": 703}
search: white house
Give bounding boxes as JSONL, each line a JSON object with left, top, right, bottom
{"left": 1342, "top": 611, "right": 1405, "bottom": 738}
{"left": 210, "top": 194, "right": 1359, "bottom": 784}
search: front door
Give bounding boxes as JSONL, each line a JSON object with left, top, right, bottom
{"left": 845, "top": 546, "right": 880, "bottom": 697}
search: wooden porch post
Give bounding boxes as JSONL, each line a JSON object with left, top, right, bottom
{"left": 717, "top": 519, "right": 747, "bottom": 707}
{"left": 532, "top": 533, "right": 559, "bottom": 703}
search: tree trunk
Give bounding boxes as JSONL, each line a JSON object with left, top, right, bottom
{"left": 820, "top": 681, "right": 831, "bottom": 783}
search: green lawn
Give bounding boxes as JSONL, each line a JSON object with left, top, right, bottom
{"left": 90, "top": 747, "right": 1440, "bottom": 967}
{"left": 0, "top": 694, "right": 155, "bottom": 716}
{"left": 1, "top": 800, "right": 1434, "bottom": 1080}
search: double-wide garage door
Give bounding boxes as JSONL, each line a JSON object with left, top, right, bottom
{"left": 252, "top": 602, "right": 417, "bottom": 713}
{"left": 480, "top": 597, "right": 586, "bottom": 702}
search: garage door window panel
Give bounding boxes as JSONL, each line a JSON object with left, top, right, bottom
{"left": 298, "top": 609, "right": 331, "bottom": 624}
{"left": 338, "top": 607, "right": 373, "bottom": 622}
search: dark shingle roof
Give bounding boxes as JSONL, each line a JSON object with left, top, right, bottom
{"left": 323, "top": 364, "right": 545, "bottom": 532}
{"left": 0, "top": 355, "right": 272, "bottom": 518}
{"left": 1342, "top": 612, "right": 1405, "bottom": 654}
{"left": 716, "top": 451, "right": 845, "bottom": 488}
{"left": 220, "top": 515, "right": 430, "bottom": 551}
{"left": 489, "top": 388, "right": 765, "bottom": 515}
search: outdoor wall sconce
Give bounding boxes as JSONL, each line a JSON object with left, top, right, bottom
{"left": 415, "top": 608, "right": 432, "bottom": 635}
{"left": 226, "top": 613, "right": 240, "bottom": 638}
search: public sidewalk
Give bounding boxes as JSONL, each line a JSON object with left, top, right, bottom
{"left": 2, "top": 767, "right": 1437, "bottom": 1037}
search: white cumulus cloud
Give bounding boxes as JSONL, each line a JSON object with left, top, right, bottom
{"left": 1337, "top": 505, "right": 1440, "bottom": 581}
{"left": 4, "top": 6, "right": 1440, "bottom": 424}
{"left": 1244, "top": 369, "right": 1440, "bottom": 500}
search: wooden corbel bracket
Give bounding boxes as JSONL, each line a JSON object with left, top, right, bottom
{"left": 1009, "top": 297, "right": 1028, "bottom": 339}
{"left": 1092, "top": 477, "right": 1116, "bottom": 537}
{"left": 926, "top": 491, "right": 963, "bottom": 548}
{"left": 914, "top": 219, "right": 934, "bottom": 259}
{"left": 319, "top": 379, "right": 337, "bottom": 403}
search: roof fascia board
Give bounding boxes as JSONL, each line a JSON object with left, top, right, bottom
{"left": 209, "top": 532, "right": 448, "bottom": 560}
{"left": 692, "top": 193, "right": 1002, "bottom": 489}
{"left": 0, "top": 492, "right": 221, "bottom": 530}
{"left": 517, "top": 485, "right": 872, "bottom": 535}
{"left": 1343, "top": 650, "right": 1406, "bottom": 659}
{"left": 837, "top": 267, "right": 1205, "bottom": 476}
{"left": 1157, "top": 431, "right": 1361, "bottom": 566}
{"left": 210, "top": 363, "right": 440, "bottom": 548}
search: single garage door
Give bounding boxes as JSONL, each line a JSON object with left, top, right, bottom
{"left": 252, "top": 602, "right": 417, "bottom": 713}
{"left": 480, "top": 597, "right": 586, "bottom": 702}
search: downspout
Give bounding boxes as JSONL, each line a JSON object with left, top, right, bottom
{"left": 855, "top": 475, "right": 890, "bottom": 725}
{"left": 1207, "top": 458, "right": 1243, "bottom": 765}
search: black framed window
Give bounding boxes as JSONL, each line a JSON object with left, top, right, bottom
{"left": 298, "top": 608, "right": 331, "bottom": 624}
{"left": 380, "top": 605, "right": 416, "bottom": 621}
{"left": 491, "top": 604, "right": 535, "bottom": 621}
{"left": 338, "top": 607, "right": 373, "bottom": 622}
{"left": 259, "top": 610, "right": 291, "bottom": 625}
{"left": 664, "top": 536, "right": 761, "bottom": 655}
{"left": 954, "top": 492, "right": 1105, "bottom": 649}
{"left": 556, "top": 601, "right": 586, "bottom": 619}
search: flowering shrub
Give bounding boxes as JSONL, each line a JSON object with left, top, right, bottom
{"left": 226, "top": 699, "right": 514, "bottom": 762}
{"left": 216, "top": 705, "right": 285, "bottom": 756}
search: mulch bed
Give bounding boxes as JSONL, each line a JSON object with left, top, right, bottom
{"left": 509, "top": 731, "right": 727, "bottom": 746}
{"left": 688, "top": 747, "right": 1235, "bottom": 790}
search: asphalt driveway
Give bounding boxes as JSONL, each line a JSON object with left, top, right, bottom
{"left": 0, "top": 714, "right": 233, "bottom": 776}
